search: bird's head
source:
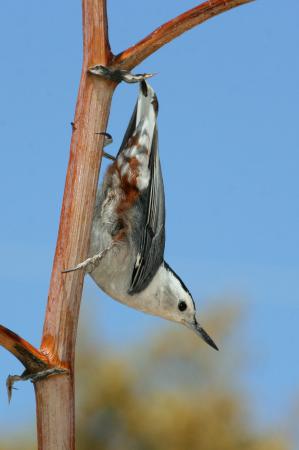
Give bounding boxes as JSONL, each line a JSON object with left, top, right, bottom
{"left": 159, "top": 262, "right": 218, "bottom": 350}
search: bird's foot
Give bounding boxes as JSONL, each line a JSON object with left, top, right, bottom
{"left": 88, "top": 64, "right": 155, "bottom": 84}
{"left": 7, "top": 367, "right": 67, "bottom": 402}
{"left": 62, "top": 244, "right": 113, "bottom": 274}
{"left": 103, "top": 151, "right": 116, "bottom": 161}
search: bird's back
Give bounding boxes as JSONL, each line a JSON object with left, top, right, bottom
{"left": 89, "top": 81, "right": 165, "bottom": 299}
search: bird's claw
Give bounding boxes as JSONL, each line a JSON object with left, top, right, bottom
{"left": 62, "top": 247, "right": 113, "bottom": 274}
{"left": 103, "top": 151, "right": 116, "bottom": 161}
{"left": 62, "top": 257, "right": 95, "bottom": 274}
{"left": 96, "top": 131, "right": 113, "bottom": 147}
{"left": 88, "top": 64, "right": 155, "bottom": 84}
{"left": 95, "top": 132, "right": 116, "bottom": 160}
{"left": 6, "top": 367, "right": 67, "bottom": 402}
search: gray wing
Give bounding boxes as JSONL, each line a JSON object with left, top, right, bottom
{"left": 128, "top": 128, "right": 165, "bottom": 294}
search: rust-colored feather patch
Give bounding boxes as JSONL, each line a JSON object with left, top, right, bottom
{"left": 117, "top": 156, "right": 140, "bottom": 214}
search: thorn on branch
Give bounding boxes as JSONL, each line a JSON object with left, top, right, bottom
{"left": 88, "top": 64, "right": 155, "bottom": 84}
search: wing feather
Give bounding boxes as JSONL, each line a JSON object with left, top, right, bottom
{"left": 129, "top": 127, "right": 165, "bottom": 294}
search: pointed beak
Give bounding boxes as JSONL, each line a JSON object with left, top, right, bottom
{"left": 190, "top": 318, "right": 219, "bottom": 351}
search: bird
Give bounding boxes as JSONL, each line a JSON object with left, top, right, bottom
{"left": 64, "top": 80, "right": 218, "bottom": 350}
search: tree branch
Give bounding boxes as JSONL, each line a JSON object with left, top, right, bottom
{"left": 0, "top": 325, "right": 66, "bottom": 402}
{"left": 112, "top": 0, "right": 254, "bottom": 70}
{"left": 0, "top": 325, "right": 51, "bottom": 372}
{"left": 34, "top": 1, "right": 115, "bottom": 449}
{"left": 40, "top": 0, "right": 113, "bottom": 369}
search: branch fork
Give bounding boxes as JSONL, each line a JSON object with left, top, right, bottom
{"left": 0, "top": 325, "right": 68, "bottom": 401}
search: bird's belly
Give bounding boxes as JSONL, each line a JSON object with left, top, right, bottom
{"left": 89, "top": 243, "right": 133, "bottom": 301}
{"left": 89, "top": 243, "right": 159, "bottom": 316}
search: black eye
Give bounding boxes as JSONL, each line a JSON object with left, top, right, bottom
{"left": 178, "top": 301, "right": 187, "bottom": 312}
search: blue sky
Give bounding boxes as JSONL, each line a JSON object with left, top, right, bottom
{"left": 0, "top": 0, "right": 298, "bottom": 444}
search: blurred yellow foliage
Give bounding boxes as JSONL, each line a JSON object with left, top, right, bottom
{"left": 0, "top": 303, "right": 290, "bottom": 450}
{"left": 75, "top": 304, "right": 289, "bottom": 450}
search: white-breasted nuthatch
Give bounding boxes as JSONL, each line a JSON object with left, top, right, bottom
{"left": 64, "top": 81, "right": 218, "bottom": 350}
